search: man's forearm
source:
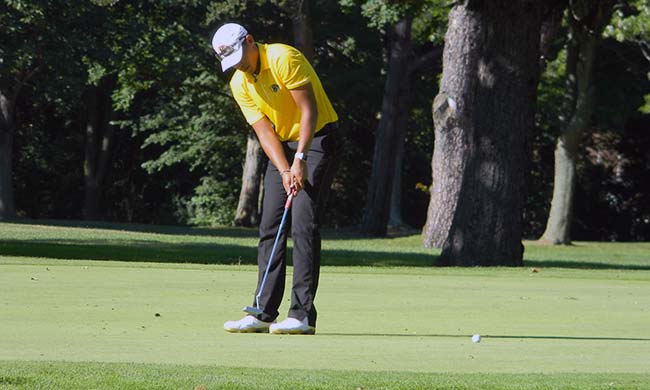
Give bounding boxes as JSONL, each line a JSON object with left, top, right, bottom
{"left": 296, "top": 110, "right": 317, "bottom": 155}
{"left": 289, "top": 83, "right": 318, "bottom": 156}
{"left": 252, "top": 117, "right": 290, "bottom": 172}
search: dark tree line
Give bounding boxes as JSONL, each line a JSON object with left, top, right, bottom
{"left": 1, "top": 0, "right": 649, "bottom": 265}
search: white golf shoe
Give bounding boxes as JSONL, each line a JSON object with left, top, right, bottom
{"left": 223, "top": 315, "right": 272, "bottom": 333}
{"left": 270, "top": 317, "right": 315, "bottom": 335}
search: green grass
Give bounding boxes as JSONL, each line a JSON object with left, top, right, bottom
{"left": 2, "top": 362, "right": 650, "bottom": 390}
{"left": 1, "top": 220, "right": 650, "bottom": 389}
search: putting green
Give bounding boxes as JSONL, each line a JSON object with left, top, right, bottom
{"left": 1, "top": 258, "right": 649, "bottom": 373}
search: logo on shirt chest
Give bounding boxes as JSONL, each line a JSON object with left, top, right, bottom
{"left": 270, "top": 84, "right": 280, "bottom": 93}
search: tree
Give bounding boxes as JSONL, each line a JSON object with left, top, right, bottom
{"left": 361, "top": 15, "right": 415, "bottom": 235}
{"left": 78, "top": 2, "right": 195, "bottom": 220}
{"left": 358, "top": 0, "right": 445, "bottom": 235}
{"left": 136, "top": 2, "right": 289, "bottom": 226}
{"left": 278, "top": 0, "right": 315, "bottom": 60}
{"left": 82, "top": 75, "right": 117, "bottom": 220}
{"left": 605, "top": 0, "right": 650, "bottom": 112}
{"left": 423, "top": 0, "right": 559, "bottom": 266}
{"left": 541, "top": 0, "right": 615, "bottom": 244}
{"left": 234, "top": 131, "right": 266, "bottom": 226}
{"left": 0, "top": 0, "right": 94, "bottom": 220}
{"left": 0, "top": 83, "right": 20, "bottom": 220}
{"left": 0, "top": 2, "right": 47, "bottom": 220}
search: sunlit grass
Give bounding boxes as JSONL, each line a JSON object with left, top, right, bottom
{"left": 1, "top": 220, "right": 649, "bottom": 389}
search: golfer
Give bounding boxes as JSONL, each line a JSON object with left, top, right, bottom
{"left": 213, "top": 23, "right": 340, "bottom": 334}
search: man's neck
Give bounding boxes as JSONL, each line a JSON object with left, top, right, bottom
{"left": 253, "top": 54, "right": 261, "bottom": 76}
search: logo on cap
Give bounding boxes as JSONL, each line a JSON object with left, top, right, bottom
{"left": 217, "top": 45, "right": 236, "bottom": 59}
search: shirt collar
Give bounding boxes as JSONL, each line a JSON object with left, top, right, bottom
{"left": 245, "top": 43, "right": 269, "bottom": 83}
{"left": 257, "top": 43, "right": 269, "bottom": 73}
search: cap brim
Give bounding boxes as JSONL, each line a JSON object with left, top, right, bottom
{"left": 220, "top": 47, "right": 243, "bottom": 72}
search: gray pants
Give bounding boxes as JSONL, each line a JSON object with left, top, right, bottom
{"left": 253, "top": 124, "right": 340, "bottom": 327}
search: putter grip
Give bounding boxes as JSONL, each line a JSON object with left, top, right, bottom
{"left": 285, "top": 193, "right": 294, "bottom": 209}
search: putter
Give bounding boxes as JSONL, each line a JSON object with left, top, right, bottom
{"left": 243, "top": 191, "right": 294, "bottom": 316}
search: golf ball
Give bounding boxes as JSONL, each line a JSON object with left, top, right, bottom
{"left": 472, "top": 334, "right": 481, "bottom": 343}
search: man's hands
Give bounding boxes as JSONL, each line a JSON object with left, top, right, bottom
{"left": 279, "top": 155, "right": 308, "bottom": 196}
{"left": 280, "top": 168, "right": 293, "bottom": 195}
{"left": 280, "top": 157, "right": 307, "bottom": 196}
{"left": 253, "top": 79, "right": 317, "bottom": 196}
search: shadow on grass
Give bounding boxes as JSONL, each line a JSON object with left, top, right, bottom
{"left": 0, "top": 376, "right": 31, "bottom": 386}
{"left": 523, "top": 259, "right": 650, "bottom": 271}
{"left": 5, "top": 219, "right": 259, "bottom": 239}
{"left": 3, "top": 220, "right": 649, "bottom": 270}
{"left": 3, "top": 239, "right": 649, "bottom": 270}
{"left": 0, "top": 240, "right": 436, "bottom": 267}
{"left": 0, "top": 240, "right": 256, "bottom": 265}
{"left": 5, "top": 219, "right": 410, "bottom": 241}
{"left": 318, "top": 333, "right": 650, "bottom": 341}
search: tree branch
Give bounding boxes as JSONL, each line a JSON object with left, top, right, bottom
{"left": 408, "top": 45, "right": 443, "bottom": 76}
{"left": 12, "top": 65, "right": 40, "bottom": 100}
{"left": 640, "top": 41, "right": 650, "bottom": 65}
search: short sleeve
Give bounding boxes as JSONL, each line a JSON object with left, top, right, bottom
{"left": 274, "top": 47, "right": 311, "bottom": 90}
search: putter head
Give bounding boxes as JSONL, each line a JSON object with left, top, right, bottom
{"left": 242, "top": 306, "right": 264, "bottom": 316}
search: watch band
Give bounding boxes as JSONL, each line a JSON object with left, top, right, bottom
{"left": 294, "top": 152, "right": 307, "bottom": 161}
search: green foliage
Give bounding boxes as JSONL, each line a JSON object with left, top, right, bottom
{"left": 4, "top": 0, "right": 649, "bottom": 240}
{"left": 138, "top": 74, "right": 244, "bottom": 173}
{"left": 341, "top": 0, "right": 449, "bottom": 43}
{"left": 0, "top": 1, "right": 53, "bottom": 91}
{"left": 206, "top": 0, "right": 250, "bottom": 23}
{"left": 135, "top": 71, "right": 246, "bottom": 227}
{"left": 310, "top": 2, "right": 387, "bottom": 226}
{"left": 528, "top": 4, "right": 650, "bottom": 240}
{"left": 604, "top": 0, "right": 650, "bottom": 113}
{"left": 642, "top": 94, "right": 650, "bottom": 114}
{"left": 605, "top": 0, "right": 650, "bottom": 42}
{"left": 360, "top": 0, "right": 413, "bottom": 28}
{"left": 536, "top": 49, "right": 569, "bottom": 136}
{"left": 412, "top": 1, "right": 450, "bottom": 44}
{"left": 173, "top": 176, "right": 238, "bottom": 226}
{"left": 125, "top": 1, "right": 290, "bottom": 226}
{"left": 134, "top": 70, "right": 246, "bottom": 226}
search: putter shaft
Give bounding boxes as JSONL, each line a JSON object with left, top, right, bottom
{"left": 244, "top": 193, "right": 294, "bottom": 314}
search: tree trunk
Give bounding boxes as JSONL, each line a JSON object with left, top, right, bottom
{"left": 388, "top": 130, "right": 405, "bottom": 228}
{"left": 289, "top": 0, "right": 314, "bottom": 61}
{"left": 423, "top": 1, "right": 547, "bottom": 266}
{"left": 361, "top": 16, "right": 413, "bottom": 235}
{"left": 0, "top": 90, "right": 16, "bottom": 220}
{"left": 83, "top": 78, "right": 115, "bottom": 220}
{"left": 539, "top": 3, "right": 565, "bottom": 71}
{"left": 234, "top": 131, "right": 266, "bottom": 226}
{"left": 541, "top": 0, "right": 614, "bottom": 244}
{"left": 387, "top": 46, "right": 443, "bottom": 230}
{"left": 387, "top": 49, "right": 418, "bottom": 229}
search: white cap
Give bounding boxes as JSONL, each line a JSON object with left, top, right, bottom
{"left": 212, "top": 23, "right": 248, "bottom": 72}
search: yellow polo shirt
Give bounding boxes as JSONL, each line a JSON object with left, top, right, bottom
{"left": 230, "top": 43, "right": 338, "bottom": 142}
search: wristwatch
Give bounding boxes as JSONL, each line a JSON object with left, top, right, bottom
{"left": 294, "top": 152, "right": 307, "bottom": 161}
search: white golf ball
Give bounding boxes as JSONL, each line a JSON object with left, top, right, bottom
{"left": 471, "top": 334, "right": 481, "bottom": 343}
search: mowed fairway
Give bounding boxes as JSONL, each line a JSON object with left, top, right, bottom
{"left": 1, "top": 221, "right": 650, "bottom": 389}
